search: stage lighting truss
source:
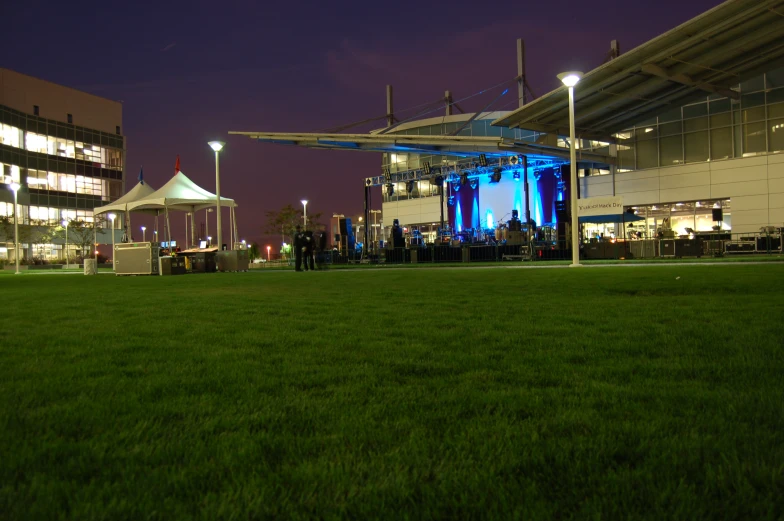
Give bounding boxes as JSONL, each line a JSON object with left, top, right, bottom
{"left": 386, "top": 183, "right": 394, "bottom": 196}
{"left": 368, "top": 157, "right": 564, "bottom": 187}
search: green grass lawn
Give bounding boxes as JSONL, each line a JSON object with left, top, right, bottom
{"left": 1, "top": 266, "right": 783, "bottom": 520}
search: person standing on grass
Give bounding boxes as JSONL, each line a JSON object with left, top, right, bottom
{"left": 314, "top": 225, "right": 328, "bottom": 270}
{"left": 294, "top": 225, "right": 306, "bottom": 272}
{"left": 304, "top": 229, "right": 315, "bottom": 271}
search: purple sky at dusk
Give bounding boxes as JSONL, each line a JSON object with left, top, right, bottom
{"left": 3, "top": 0, "right": 723, "bottom": 246}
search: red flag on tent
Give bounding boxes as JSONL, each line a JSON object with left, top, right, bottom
{"left": 174, "top": 155, "right": 180, "bottom": 176}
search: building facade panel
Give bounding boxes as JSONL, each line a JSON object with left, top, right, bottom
{"left": 660, "top": 186, "right": 711, "bottom": 203}
{"left": 615, "top": 177, "right": 659, "bottom": 195}
{"left": 768, "top": 178, "right": 784, "bottom": 197}
{"left": 659, "top": 163, "right": 711, "bottom": 177}
{"left": 615, "top": 190, "right": 661, "bottom": 206}
{"left": 579, "top": 177, "right": 614, "bottom": 198}
{"left": 768, "top": 191, "right": 784, "bottom": 210}
{"left": 730, "top": 209, "right": 770, "bottom": 233}
{"left": 710, "top": 179, "right": 768, "bottom": 199}
{"left": 659, "top": 171, "right": 711, "bottom": 190}
{"left": 710, "top": 164, "right": 767, "bottom": 184}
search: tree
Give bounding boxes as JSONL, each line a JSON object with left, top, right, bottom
{"left": 67, "top": 219, "right": 99, "bottom": 261}
{"left": 248, "top": 242, "right": 260, "bottom": 262}
{"left": 262, "top": 204, "right": 323, "bottom": 250}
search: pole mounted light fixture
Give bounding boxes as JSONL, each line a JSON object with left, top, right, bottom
{"left": 208, "top": 141, "right": 225, "bottom": 250}
{"left": 557, "top": 71, "right": 583, "bottom": 88}
{"left": 557, "top": 70, "right": 584, "bottom": 267}
{"left": 108, "top": 213, "right": 117, "bottom": 271}
{"left": 10, "top": 182, "right": 21, "bottom": 274}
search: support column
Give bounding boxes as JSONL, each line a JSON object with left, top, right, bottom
{"left": 191, "top": 211, "right": 196, "bottom": 247}
{"left": 386, "top": 85, "right": 394, "bottom": 127}
{"left": 517, "top": 39, "right": 526, "bottom": 107}
{"left": 610, "top": 40, "right": 620, "bottom": 60}
{"left": 523, "top": 156, "right": 531, "bottom": 225}
{"left": 445, "top": 90, "right": 453, "bottom": 116}
{"left": 364, "top": 184, "right": 370, "bottom": 257}
{"left": 439, "top": 178, "right": 445, "bottom": 231}
{"left": 610, "top": 143, "right": 618, "bottom": 197}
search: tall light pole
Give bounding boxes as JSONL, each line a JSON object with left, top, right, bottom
{"left": 558, "top": 71, "right": 584, "bottom": 267}
{"left": 208, "top": 141, "right": 225, "bottom": 250}
{"left": 266, "top": 245, "right": 271, "bottom": 261}
{"left": 10, "top": 182, "right": 20, "bottom": 275}
{"left": 208, "top": 236, "right": 212, "bottom": 248}
{"left": 301, "top": 200, "right": 308, "bottom": 229}
{"left": 141, "top": 226, "right": 146, "bottom": 242}
{"left": 370, "top": 209, "right": 381, "bottom": 249}
{"left": 205, "top": 208, "right": 213, "bottom": 242}
{"left": 108, "top": 213, "right": 117, "bottom": 271}
{"left": 62, "top": 219, "right": 68, "bottom": 265}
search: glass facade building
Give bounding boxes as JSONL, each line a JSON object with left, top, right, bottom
{"left": 0, "top": 68, "right": 125, "bottom": 262}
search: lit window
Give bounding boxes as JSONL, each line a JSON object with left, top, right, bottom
{"left": 25, "top": 132, "right": 48, "bottom": 154}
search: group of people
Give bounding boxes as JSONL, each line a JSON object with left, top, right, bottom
{"left": 293, "top": 225, "right": 328, "bottom": 271}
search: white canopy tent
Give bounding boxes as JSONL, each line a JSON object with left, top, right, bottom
{"left": 94, "top": 180, "right": 157, "bottom": 242}
{"left": 125, "top": 171, "right": 239, "bottom": 249}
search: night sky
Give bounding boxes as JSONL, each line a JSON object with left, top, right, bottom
{"left": 3, "top": 0, "right": 723, "bottom": 246}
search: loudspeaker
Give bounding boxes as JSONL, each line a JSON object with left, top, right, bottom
{"left": 712, "top": 208, "right": 723, "bottom": 221}
{"left": 555, "top": 201, "right": 569, "bottom": 221}
{"left": 339, "top": 218, "right": 352, "bottom": 235}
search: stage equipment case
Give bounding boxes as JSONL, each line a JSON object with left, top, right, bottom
{"left": 115, "top": 243, "right": 160, "bottom": 275}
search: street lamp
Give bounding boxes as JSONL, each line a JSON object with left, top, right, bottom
{"left": 558, "top": 70, "right": 584, "bottom": 267}
{"left": 141, "top": 226, "right": 146, "bottom": 242}
{"left": 10, "top": 182, "right": 20, "bottom": 275}
{"left": 108, "top": 213, "right": 117, "bottom": 271}
{"left": 301, "top": 200, "right": 308, "bottom": 228}
{"left": 266, "top": 245, "right": 271, "bottom": 261}
{"left": 207, "top": 235, "right": 212, "bottom": 247}
{"left": 208, "top": 141, "right": 225, "bottom": 250}
{"left": 205, "top": 208, "right": 213, "bottom": 241}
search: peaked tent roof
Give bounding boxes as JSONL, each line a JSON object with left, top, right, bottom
{"left": 126, "top": 171, "right": 237, "bottom": 212}
{"left": 94, "top": 180, "right": 157, "bottom": 215}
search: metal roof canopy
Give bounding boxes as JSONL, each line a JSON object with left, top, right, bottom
{"left": 492, "top": 0, "right": 784, "bottom": 137}
{"left": 228, "top": 131, "right": 613, "bottom": 165}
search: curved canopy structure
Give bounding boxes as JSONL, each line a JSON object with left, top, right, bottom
{"left": 126, "top": 171, "right": 237, "bottom": 213}
{"left": 492, "top": 0, "right": 784, "bottom": 136}
{"left": 94, "top": 180, "right": 156, "bottom": 216}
